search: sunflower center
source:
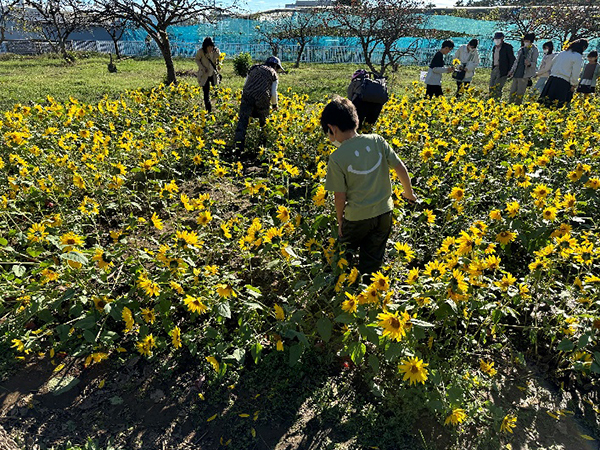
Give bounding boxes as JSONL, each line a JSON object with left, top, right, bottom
{"left": 390, "top": 317, "right": 400, "bottom": 329}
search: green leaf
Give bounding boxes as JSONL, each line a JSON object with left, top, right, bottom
{"left": 385, "top": 341, "right": 401, "bottom": 361}
{"left": 74, "top": 315, "right": 96, "bottom": 330}
{"left": 250, "top": 342, "right": 262, "bottom": 364}
{"left": 557, "top": 338, "right": 574, "bottom": 352}
{"left": 447, "top": 386, "right": 464, "bottom": 404}
{"left": 0, "top": 237, "right": 7, "bottom": 246}
{"left": 334, "top": 312, "right": 353, "bottom": 324}
{"left": 368, "top": 354, "right": 379, "bottom": 373}
{"left": 316, "top": 317, "right": 332, "bottom": 342}
{"left": 12, "top": 265, "right": 26, "bottom": 278}
{"left": 61, "top": 251, "right": 88, "bottom": 265}
{"left": 289, "top": 343, "right": 303, "bottom": 366}
{"left": 577, "top": 333, "right": 590, "bottom": 349}
{"left": 347, "top": 341, "right": 366, "bottom": 365}
{"left": 217, "top": 302, "right": 231, "bottom": 319}
{"left": 245, "top": 285, "right": 262, "bottom": 298}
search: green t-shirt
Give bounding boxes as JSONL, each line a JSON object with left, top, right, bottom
{"left": 324, "top": 134, "right": 402, "bottom": 221}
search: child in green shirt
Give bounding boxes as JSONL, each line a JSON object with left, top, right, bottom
{"left": 321, "top": 96, "right": 417, "bottom": 276}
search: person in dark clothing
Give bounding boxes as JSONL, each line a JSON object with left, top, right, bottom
{"left": 233, "top": 56, "right": 284, "bottom": 159}
{"left": 577, "top": 50, "right": 600, "bottom": 95}
{"left": 347, "top": 69, "right": 384, "bottom": 128}
{"left": 425, "top": 40, "right": 455, "bottom": 98}
{"left": 489, "top": 31, "right": 516, "bottom": 100}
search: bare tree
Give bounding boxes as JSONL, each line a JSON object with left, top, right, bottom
{"left": 0, "top": 0, "right": 19, "bottom": 46}
{"left": 20, "top": 0, "right": 96, "bottom": 61}
{"left": 96, "top": 0, "right": 234, "bottom": 85}
{"left": 327, "top": 0, "right": 431, "bottom": 77}
{"left": 279, "top": 8, "right": 323, "bottom": 68}
{"left": 255, "top": 19, "right": 284, "bottom": 57}
{"left": 497, "top": 3, "right": 600, "bottom": 43}
{"left": 101, "top": 17, "right": 129, "bottom": 59}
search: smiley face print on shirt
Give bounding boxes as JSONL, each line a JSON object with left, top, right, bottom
{"left": 347, "top": 145, "right": 382, "bottom": 175}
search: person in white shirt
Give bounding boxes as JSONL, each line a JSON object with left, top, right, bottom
{"left": 453, "top": 39, "right": 480, "bottom": 97}
{"left": 540, "top": 39, "right": 588, "bottom": 108}
{"left": 533, "top": 41, "right": 556, "bottom": 94}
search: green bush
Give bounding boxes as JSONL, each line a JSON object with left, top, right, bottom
{"left": 232, "top": 52, "right": 252, "bottom": 77}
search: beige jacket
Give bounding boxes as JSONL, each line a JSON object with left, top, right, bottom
{"left": 195, "top": 47, "right": 220, "bottom": 86}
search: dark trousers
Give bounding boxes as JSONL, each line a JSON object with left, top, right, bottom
{"left": 353, "top": 99, "right": 383, "bottom": 128}
{"left": 202, "top": 79, "right": 212, "bottom": 113}
{"left": 234, "top": 95, "right": 270, "bottom": 145}
{"left": 456, "top": 81, "right": 470, "bottom": 97}
{"left": 340, "top": 211, "right": 393, "bottom": 276}
{"left": 426, "top": 84, "right": 443, "bottom": 98}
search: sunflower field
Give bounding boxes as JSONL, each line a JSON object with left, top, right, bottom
{"left": 1, "top": 81, "right": 599, "bottom": 439}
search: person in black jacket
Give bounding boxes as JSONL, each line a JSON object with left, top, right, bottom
{"left": 489, "top": 31, "right": 516, "bottom": 100}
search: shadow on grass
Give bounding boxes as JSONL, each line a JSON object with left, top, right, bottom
{"left": 0, "top": 347, "right": 421, "bottom": 450}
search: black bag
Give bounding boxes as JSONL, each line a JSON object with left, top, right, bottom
{"left": 527, "top": 78, "right": 533, "bottom": 87}
{"left": 360, "top": 77, "right": 389, "bottom": 104}
{"left": 452, "top": 69, "right": 466, "bottom": 81}
{"left": 208, "top": 58, "right": 221, "bottom": 86}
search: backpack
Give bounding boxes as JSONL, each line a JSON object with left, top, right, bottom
{"left": 359, "top": 76, "right": 389, "bottom": 104}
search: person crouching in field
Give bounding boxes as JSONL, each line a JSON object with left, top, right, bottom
{"left": 321, "top": 96, "right": 417, "bottom": 278}
{"left": 233, "top": 56, "right": 284, "bottom": 159}
{"left": 577, "top": 50, "right": 600, "bottom": 96}
{"left": 425, "top": 40, "right": 455, "bottom": 98}
{"left": 195, "top": 37, "right": 220, "bottom": 113}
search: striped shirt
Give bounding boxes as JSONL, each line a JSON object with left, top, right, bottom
{"left": 242, "top": 65, "right": 278, "bottom": 104}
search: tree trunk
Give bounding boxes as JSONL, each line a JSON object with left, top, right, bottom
{"left": 112, "top": 37, "right": 122, "bottom": 59}
{"left": 158, "top": 32, "right": 176, "bottom": 84}
{"left": 294, "top": 43, "right": 306, "bottom": 68}
{"left": 59, "top": 37, "right": 71, "bottom": 62}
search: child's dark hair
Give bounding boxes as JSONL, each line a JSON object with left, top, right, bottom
{"left": 543, "top": 41, "right": 554, "bottom": 54}
{"left": 442, "top": 40, "right": 455, "bottom": 49}
{"left": 468, "top": 39, "right": 478, "bottom": 48}
{"left": 588, "top": 50, "right": 598, "bottom": 59}
{"left": 523, "top": 33, "right": 536, "bottom": 42}
{"left": 202, "top": 37, "right": 215, "bottom": 52}
{"left": 568, "top": 39, "right": 589, "bottom": 54}
{"left": 320, "top": 96, "right": 359, "bottom": 134}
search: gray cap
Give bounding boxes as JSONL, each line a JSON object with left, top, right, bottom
{"left": 493, "top": 31, "right": 505, "bottom": 39}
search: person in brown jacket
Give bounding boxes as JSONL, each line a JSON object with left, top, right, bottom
{"left": 195, "top": 37, "right": 220, "bottom": 113}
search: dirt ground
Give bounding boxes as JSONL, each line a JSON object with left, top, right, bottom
{"left": 0, "top": 352, "right": 598, "bottom": 450}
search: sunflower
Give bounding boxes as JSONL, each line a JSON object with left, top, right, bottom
{"left": 60, "top": 231, "right": 84, "bottom": 252}
{"left": 136, "top": 334, "right": 156, "bottom": 357}
{"left": 183, "top": 295, "right": 208, "bottom": 314}
{"left": 542, "top": 206, "right": 557, "bottom": 221}
{"left": 449, "top": 186, "right": 465, "bottom": 202}
{"left": 424, "top": 259, "right": 448, "bottom": 280}
{"left": 377, "top": 310, "right": 410, "bottom": 342}
{"left": 27, "top": 222, "right": 48, "bottom": 243}
{"left": 398, "top": 356, "right": 429, "bottom": 385}
{"left": 170, "top": 326, "right": 182, "bottom": 349}
{"left": 370, "top": 271, "right": 390, "bottom": 291}
{"left": 444, "top": 408, "right": 467, "bottom": 426}
{"left": 216, "top": 283, "right": 236, "bottom": 298}
{"left": 496, "top": 230, "right": 517, "bottom": 245}
{"left": 394, "top": 242, "right": 415, "bottom": 262}
{"left": 479, "top": 360, "right": 497, "bottom": 376}
{"left": 500, "top": 415, "right": 517, "bottom": 434}
{"left": 342, "top": 293, "right": 358, "bottom": 313}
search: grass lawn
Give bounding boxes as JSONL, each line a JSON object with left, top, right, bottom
{"left": 0, "top": 53, "right": 493, "bottom": 110}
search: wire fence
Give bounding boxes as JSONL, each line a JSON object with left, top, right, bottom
{"left": 1, "top": 39, "right": 497, "bottom": 68}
